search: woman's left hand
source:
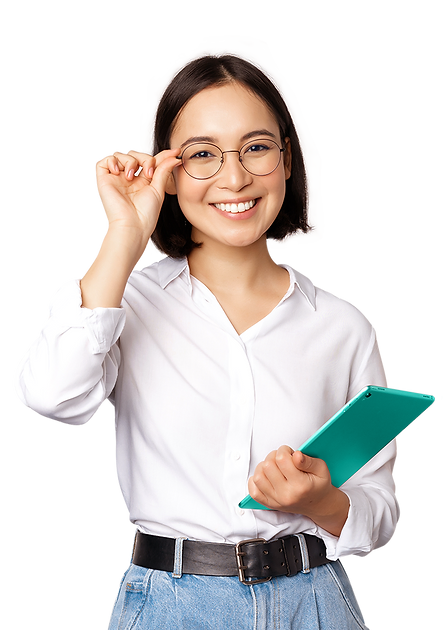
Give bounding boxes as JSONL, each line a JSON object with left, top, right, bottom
{"left": 248, "top": 446, "right": 350, "bottom": 536}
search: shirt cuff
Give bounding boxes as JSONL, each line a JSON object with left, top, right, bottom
{"left": 49, "top": 279, "right": 126, "bottom": 354}
{"left": 319, "top": 487, "right": 373, "bottom": 561}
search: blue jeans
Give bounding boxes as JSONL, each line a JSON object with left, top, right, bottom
{"left": 108, "top": 559, "right": 368, "bottom": 629}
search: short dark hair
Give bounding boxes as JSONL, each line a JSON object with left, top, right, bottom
{"left": 151, "top": 55, "right": 310, "bottom": 258}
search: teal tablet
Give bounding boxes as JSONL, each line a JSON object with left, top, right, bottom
{"left": 239, "top": 385, "right": 435, "bottom": 510}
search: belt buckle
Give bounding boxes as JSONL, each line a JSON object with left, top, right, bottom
{"left": 235, "top": 538, "right": 273, "bottom": 585}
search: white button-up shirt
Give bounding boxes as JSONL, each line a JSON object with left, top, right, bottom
{"left": 18, "top": 257, "right": 398, "bottom": 560}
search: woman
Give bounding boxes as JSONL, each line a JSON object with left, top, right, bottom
{"left": 19, "top": 55, "right": 398, "bottom": 629}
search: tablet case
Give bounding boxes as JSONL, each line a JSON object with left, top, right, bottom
{"left": 239, "top": 385, "right": 435, "bottom": 510}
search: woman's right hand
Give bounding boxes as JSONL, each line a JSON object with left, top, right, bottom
{"left": 96, "top": 149, "right": 181, "bottom": 239}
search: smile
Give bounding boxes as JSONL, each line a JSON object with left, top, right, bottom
{"left": 213, "top": 199, "right": 256, "bottom": 214}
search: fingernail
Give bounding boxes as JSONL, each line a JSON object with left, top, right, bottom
{"left": 127, "top": 169, "right": 134, "bottom": 179}
{"left": 148, "top": 167, "right": 154, "bottom": 178}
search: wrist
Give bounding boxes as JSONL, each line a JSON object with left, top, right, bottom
{"left": 304, "top": 488, "right": 350, "bottom": 537}
{"left": 100, "top": 226, "right": 146, "bottom": 282}
{"left": 106, "top": 223, "right": 148, "bottom": 262}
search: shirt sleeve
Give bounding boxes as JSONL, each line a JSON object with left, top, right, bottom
{"left": 319, "top": 329, "right": 400, "bottom": 560}
{"left": 17, "top": 280, "right": 126, "bottom": 425}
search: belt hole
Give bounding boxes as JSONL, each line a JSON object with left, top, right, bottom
{"left": 281, "top": 562, "right": 285, "bottom": 567}
{"left": 264, "top": 564, "right": 270, "bottom": 570}
{"left": 263, "top": 550, "right": 269, "bottom": 555}
{"left": 279, "top": 548, "right": 283, "bottom": 553}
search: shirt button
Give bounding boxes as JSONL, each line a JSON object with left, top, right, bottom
{"left": 231, "top": 452, "right": 241, "bottom": 461}
{"left": 237, "top": 507, "right": 245, "bottom": 516}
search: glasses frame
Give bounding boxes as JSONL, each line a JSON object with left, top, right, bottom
{"left": 176, "top": 138, "right": 285, "bottom": 180}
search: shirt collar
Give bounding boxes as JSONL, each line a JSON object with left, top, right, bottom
{"left": 157, "top": 256, "right": 316, "bottom": 310}
{"left": 158, "top": 256, "right": 191, "bottom": 292}
{"left": 280, "top": 265, "right": 316, "bottom": 311}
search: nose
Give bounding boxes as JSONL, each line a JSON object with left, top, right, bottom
{"left": 217, "top": 151, "right": 253, "bottom": 191}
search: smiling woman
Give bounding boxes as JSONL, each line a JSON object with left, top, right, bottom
{"left": 154, "top": 85, "right": 293, "bottom": 335}
{"left": 165, "top": 83, "right": 290, "bottom": 255}
{"left": 18, "top": 54, "right": 399, "bottom": 630}
{"left": 152, "top": 55, "right": 310, "bottom": 257}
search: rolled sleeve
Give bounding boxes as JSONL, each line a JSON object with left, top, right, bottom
{"left": 48, "top": 280, "right": 125, "bottom": 354}
{"left": 319, "top": 330, "right": 399, "bottom": 559}
{"left": 18, "top": 280, "right": 126, "bottom": 424}
{"left": 320, "top": 441, "right": 399, "bottom": 560}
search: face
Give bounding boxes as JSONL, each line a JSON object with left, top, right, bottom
{"left": 168, "top": 82, "right": 291, "bottom": 251}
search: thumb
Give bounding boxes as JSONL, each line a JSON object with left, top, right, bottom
{"left": 292, "top": 451, "right": 312, "bottom": 469}
{"left": 151, "top": 150, "right": 181, "bottom": 196}
{"left": 293, "top": 451, "right": 329, "bottom": 478}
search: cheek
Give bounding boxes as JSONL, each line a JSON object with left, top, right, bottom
{"left": 266, "top": 169, "right": 287, "bottom": 205}
{"left": 175, "top": 174, "right": 209, "bottom": 212}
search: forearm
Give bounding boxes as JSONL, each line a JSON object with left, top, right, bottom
{"left": 302, "top": 486, "right": 350, "bottom": 538}
{"left": 80, "top": 225, "right": 147, "bottom": 309}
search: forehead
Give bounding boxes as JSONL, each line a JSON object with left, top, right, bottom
{"left": 170, "top": 82, "right": 280, "bottom": 145}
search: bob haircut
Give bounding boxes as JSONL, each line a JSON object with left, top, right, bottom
{"left": 151, "top": 55, "right": 310, "bottom": 258}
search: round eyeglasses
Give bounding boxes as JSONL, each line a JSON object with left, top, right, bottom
{"left": 177, "top": 138, "right": 285, "bottom": 180}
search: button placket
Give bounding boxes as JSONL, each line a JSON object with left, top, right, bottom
{"left": 223, "top": 336, "right": 256, "bottom": 518}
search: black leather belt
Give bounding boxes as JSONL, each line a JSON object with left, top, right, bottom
{"left": 132, "top": 532, "right": 331, "bottom": 585}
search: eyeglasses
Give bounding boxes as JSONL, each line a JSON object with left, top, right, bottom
{"left": 177, "top": 138, "right": 285, "bottom": 180}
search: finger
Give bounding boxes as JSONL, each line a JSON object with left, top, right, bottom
{"left": 127, "top": 148, "right": 182, "bottom": 178}
{"left": 292, "top": 451, "right": 330, "bottom": 480}
{"left": 292, "top": 451, "right": 315, "bottom": 471}
{"left": 254, "top": 457, "right": 287, "bottom": 497}
{"left": 110, "top": 149, "right": 155, "bottom": 180}
{"left": 95, "top": 153, "right": 120, "bottom": 174}
{"left": 154, "top": 147, "right": 182, "bottom": 165}
{"left": 150, "top": 150, "right": 182, "bottom": 192}
{"left": 272, "top": 445, "right": 300, "bottom": 478}
{"left": 96, "top": 148, "right": 181, "bottom": 179}
{"left": 248, "top": 476, "right": 278, "bottom": 509}
{"left": 264, "top": 449, "right": 278, "bottom": 462}
{"left": 292, "top": 451, "right": 313, "bottom": 470}
{"left": 275, "top": 445, "right": 295, "bottom": 462}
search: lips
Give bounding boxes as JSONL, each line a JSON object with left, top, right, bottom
{"left": 213, "top": 199, "right": 256, "bottom": 214}
{"left": 210, "top": 197, "right": 261, "bottom": 223}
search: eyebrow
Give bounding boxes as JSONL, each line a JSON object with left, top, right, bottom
{"left": 179, "top": 129, "right": 278, "bottom": 149}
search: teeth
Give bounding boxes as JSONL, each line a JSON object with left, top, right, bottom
{"left": 214, "top": 200, "right": 256, "bottom": 213}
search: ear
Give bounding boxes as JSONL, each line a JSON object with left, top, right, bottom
{"left": 165, "top": 171, "right": 177, "bottom": 195}
{"left": 283, "top": 138, "right": 292, "bottom": 180}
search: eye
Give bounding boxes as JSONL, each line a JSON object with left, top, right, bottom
{"left": 189, "top": 150, "right": 216, "bottom": 160}
{"left": 244, "top": 143, "right": 271, "bottom": 154}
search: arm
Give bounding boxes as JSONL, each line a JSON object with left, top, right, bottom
{"left": 17, "top": 280, "right": 125, "bottom": 424}
{"left": 14, "top": 231, "right": 141, "bottom": 427}
{"left": 248, "top": 440, "right": 397, "bottom": 558}
{"left": 18, "top": 149, "right": 181, "bottom": 422}
{"left": 80, "top": 225, "right": 144, "bottom": 309}
{"left": 14, "top": 228, "right": 149, "bottom": 427}
{"left": 307, "top": 485, "right": 350, "bottom": 537}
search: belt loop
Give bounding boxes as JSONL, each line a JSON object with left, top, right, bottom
{"left": 295, "top": 534, "right": 311, "bottom": 573}
{"left": 172, "top": 537, "right": 187, "bottom": 578}
{"left": 129, "top": 529, "right": 137, "bottom": 562}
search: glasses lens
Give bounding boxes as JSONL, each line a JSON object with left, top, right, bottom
{"left": 181, "top": 143, "right": 223, "bottom": 179}
{"left": 240, "top": 139, "right": 282, "bottom": 176}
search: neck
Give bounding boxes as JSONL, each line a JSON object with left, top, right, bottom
{"left": 187, "top": 235, "right": 280, "bottom": 293}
